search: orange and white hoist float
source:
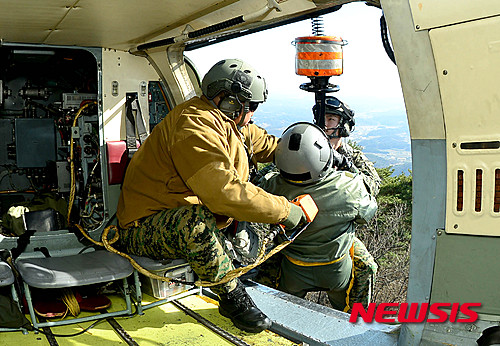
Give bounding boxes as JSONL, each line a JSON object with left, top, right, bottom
{"left": 293, "top": 36, "right": 346, "bottom": 77}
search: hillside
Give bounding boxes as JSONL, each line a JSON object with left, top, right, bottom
{"left": 254, "top": 95, "right": 411, "bottom": 176}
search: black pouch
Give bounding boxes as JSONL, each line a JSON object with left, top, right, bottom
{"left": 0, "top": 290, "right": 31, "bottom": 329}
{"left": 0, "top": 250, "right": 31, "bottom": 330}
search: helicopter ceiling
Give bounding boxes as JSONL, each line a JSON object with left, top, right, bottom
{"left": 0, "top": 0, "right": 381, "bottom": 51}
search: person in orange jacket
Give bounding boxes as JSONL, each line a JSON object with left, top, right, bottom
{"left": 117, "top": 59, "right": 308, "bottom": 333}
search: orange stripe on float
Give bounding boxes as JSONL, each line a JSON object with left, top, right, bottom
{"left": 297, "top": 68, "right": 343, "bottom": 76}
{"left": 295, "top": 36, "right": 343, "bottom": 42}
{"left": 297, "top": 52, "right": 343, "bottom": 60}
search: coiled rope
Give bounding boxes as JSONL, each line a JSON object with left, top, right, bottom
{"left": 75, "top": 224, "right": 290, "bottom": 287}
{"left": 61, "top": 288, "right": 80, "bottom": 317}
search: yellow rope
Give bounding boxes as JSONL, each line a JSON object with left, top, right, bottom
{"left": 67, "top": 101, "right": 293, "bottom": 291}
{"left": 61, "top": 288, "right": 80, "bottom": 317}
{"left": 196, "top": 239, "right": 291, "bottom": 287}
{"left": 75, "top": 224, "right": 119, "bottom": 247}
{"left": 73, "top": 223, "right": 291, "bottom": 288}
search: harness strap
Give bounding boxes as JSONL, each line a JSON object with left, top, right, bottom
{"left": 125, "top": 93, "right": 149, "bottom": 158}
{"left": 343, "top": 241, "right": 355, "bottom": 312}
{"left": 284, "top": 252, "right": 347, "bottom": 267}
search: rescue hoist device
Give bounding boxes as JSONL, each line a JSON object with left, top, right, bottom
{"left": 293, "top": 16, "right": 347, "bottom": 129}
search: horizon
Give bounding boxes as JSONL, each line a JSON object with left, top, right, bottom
{"left": 185, "top": 2, "right": 411, "bottom": 175}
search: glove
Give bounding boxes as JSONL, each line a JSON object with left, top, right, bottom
{"left": 281, "top": 203, "right": 307, "bottom": 230}
{"left": 227, "top": 222, "right": 262, "bottom": 261}
{"left": 332, "top": 149, "right": 354, "bottom": 172}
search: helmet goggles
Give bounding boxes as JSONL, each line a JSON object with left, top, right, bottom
{"left": 324, "top": 97, "right": 344, "bottom": 116}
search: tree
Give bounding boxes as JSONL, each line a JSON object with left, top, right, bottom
{"left": 357, "top": 166, "right": 412, "bottom": 304}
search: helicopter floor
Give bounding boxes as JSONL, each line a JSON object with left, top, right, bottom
{"left": 2, "top": 292, "right": 298, "bottom": 345}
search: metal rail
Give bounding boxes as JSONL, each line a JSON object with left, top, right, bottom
{"left": 171, "top": 300, "right": 251, "bottom": 346}
{"left": 106, "top": 316, "right": 139, "bottom": 346}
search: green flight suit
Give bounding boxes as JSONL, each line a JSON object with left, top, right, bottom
{"left": 255, "top": 169, "right": 377, "bottom": 310}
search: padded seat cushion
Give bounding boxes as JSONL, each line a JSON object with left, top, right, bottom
{"left": 0, "top": 261, "right": 14, "bottom": 287}
{"left": 16, "top": 250, "right": 133, "bottom": 289}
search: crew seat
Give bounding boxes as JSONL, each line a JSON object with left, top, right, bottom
{"left": 15, "top": 250, "right": 134, "bottom": 330}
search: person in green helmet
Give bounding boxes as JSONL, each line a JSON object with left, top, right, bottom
{"left": 117, "top": 59, "right": 308, "bottom": 333}
{"left": 319, "top": 96, "right": 381, "bottom": 196}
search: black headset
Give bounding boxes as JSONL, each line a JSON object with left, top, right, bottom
{"left": 218, "top": 81, "right": 248, "bottom": 119}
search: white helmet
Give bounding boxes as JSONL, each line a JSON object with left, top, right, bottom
{"left": 275, "top": 122, "right": 333, "bottom": 185}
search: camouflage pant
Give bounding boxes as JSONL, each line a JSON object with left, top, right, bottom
{"left": 119, "top": 205, "right": 237, "bottom": 295}
{"left": 349, "top": 236, "right": 378, "bottom": 310}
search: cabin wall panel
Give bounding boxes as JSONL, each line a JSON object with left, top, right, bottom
{"left": 430, "top": 15, "right": 500, "bottom": 236}
{"left": 101, "top": 49, "right": 159, "bottom": 142}
{"left": 431, "top": 231, "right": 500, "bottom": 316}
{"left": 381, "top": 0, "right": 445, "bottom": 140}
{"left": 409, "top": 0, "right": 500, "bottom": 31}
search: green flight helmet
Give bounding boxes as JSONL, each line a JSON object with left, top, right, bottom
{"left": 313, "top": 96, "right": 356, "bottom": 138}
{"left": 202, "top": 59, "right": 268, "bottom": 118}
{"left": 275, "top": 122, "right": 333, "bottom": 185}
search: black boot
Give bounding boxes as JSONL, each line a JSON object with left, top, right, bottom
{"left": 218, "top": 282, "right": 271, "bottom": 333}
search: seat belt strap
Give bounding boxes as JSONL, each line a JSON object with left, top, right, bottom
{"left": 125, "top": 93, "right": 149, "bottom": 158}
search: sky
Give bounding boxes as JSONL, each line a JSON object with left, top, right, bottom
{"left": 185, "top": 2, "right": 411, "bottom": 175}
{"left": 185, "top": 2, "right": 408, "bottom": 141}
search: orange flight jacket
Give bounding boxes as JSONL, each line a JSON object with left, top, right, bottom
{"left": 117, "top": 96, "right": 290, "bottom": 229}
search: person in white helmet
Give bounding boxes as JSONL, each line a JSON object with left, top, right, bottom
{"left": 246, "top": 122, "right": 377, "bottom": 311}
